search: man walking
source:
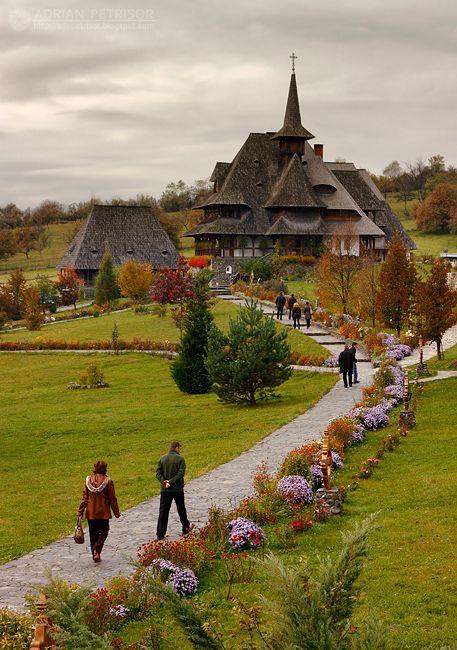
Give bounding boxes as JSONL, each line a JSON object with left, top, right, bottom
{"left": 275, "top": 292, "right": 286, "bottom": 320}
{"left": 351, "top": 342, "right": 360, "bottom": 383}
{"left": 287, "top": 294, "right": 296, "bottom": 319}
{"left": 156, "top": 441, "right": 192, "bottom": 540}
{"left": 338, "top": 343, "right": 353, "bottom": 388}
{"left": 303, "top": 301, "right": 313, "bottom": 329}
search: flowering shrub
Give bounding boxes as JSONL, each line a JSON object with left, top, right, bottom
{"left": 323, "top": 354, "right": 339, "bottom": 368}
{"left": 326, "top": 417, "right": 359, "bottom": 455}
{"left": 289, "top": 516, "right": 313, "bottom": 532}
{"left": 339, "top": 322, "right": 360, "bottom": 341}
{"left": 277, "top": 475, "right": 314, "bottom": 504}
{"left": 170, "top": 568, "right": 199, "bottom": 597}
{"left": 351, "top": 424, "right": 365, "bottom": 444}
{"left": 0, "top": 338, "right": 178, "bottom": 352}
{"left": 379, "top": 332, "right": 412, "bottom": 360}
{"left": 360, "top": 404, "right": 390, "bottom": 430}
{"left": 289, "top": 351, "right": 327, "bottom": 367}
{"left": 137, "top": 534, "right": 213, "bottom": 575}
{"left": 278, "top": 442, "right": 320, "bottom": 479}
{"left": 109, "top": 604, "right": 130, "bottom": 620}
{"left": 187, "top": 255, "right": 212, "bottom": 268}
{"left": 310, "top": 463, "right": 324, "bottom": 489}
{"left": 0, "top": 607, "right": 33, "bottom": 649}
{"left": 331, "top": 451, "right": 344, "bottom": 469}
{"left": 228, "top": 517, "right": 265, "bottom": 550}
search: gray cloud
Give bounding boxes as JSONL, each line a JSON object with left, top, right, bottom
{"left": 0, "top": 0, "right": 456, "bottom": 207}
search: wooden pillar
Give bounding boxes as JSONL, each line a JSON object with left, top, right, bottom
{"left": 30, "top": 593, "right": 53, "bottom": 649}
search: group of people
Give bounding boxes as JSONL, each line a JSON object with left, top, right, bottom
{"left": 275, "top": 292, "right": 313, "bottom": 330}
{"left": 77, "top": 442, "right": 192, "bottom": 562}
{"left": 338, "top": 341, "right": 360, "bottom": 388}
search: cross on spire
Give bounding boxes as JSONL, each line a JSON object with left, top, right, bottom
{"left": 290, "top": 52, "right": 297, "bottom": 73}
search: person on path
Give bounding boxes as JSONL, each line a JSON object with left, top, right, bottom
{"left": 275, "top": 292, "right": 286, "bottom": 320}
{"left": 338, "top": 343, "right": 353, "bottom": 388}
{"left": 351, "top": 341, "right": 360, "bottom": 383}
{"left": 287, "top": 294, "right": 296, "bottom": 320}
{"left": 77, "top": 460, "right": 120, "bottom": 562}
{"left": 292, "top": 302, "right": 302, "bottom": 329}
{"left": 303, "top": 301, "right": 313, "bottom": 329}
{"left": 156, "top": 441, "right": 192, "bottom": 541}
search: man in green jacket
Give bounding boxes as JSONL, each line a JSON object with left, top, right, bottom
{"left": 156, "top": 441, "right": 192, "bottom": 540}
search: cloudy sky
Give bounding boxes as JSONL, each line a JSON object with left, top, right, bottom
{"left": 1, "top": 0, "right": 456, "bottom": 208}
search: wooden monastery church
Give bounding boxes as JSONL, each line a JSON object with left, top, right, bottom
{"left": 184, "top": 60, "right": 414, "bottom": 285}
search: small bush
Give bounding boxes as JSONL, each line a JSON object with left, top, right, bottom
{"left": 0, "top": 607, "right": 33, "bottom": 649}
{"left": 326, "top": 417, "right": 358, "bottom": 456}
{"left": 278, "top": 442, "right": 320, "bottom": 479}
{"left": 137, "top": 534, "right": 213, "bottom": 576}
{"left": 79, "top": 363, "right": 104, "bottom": 387}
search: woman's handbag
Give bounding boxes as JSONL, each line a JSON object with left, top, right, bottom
{"left": 73, "top": 516, "right": 85, "bottom": 544}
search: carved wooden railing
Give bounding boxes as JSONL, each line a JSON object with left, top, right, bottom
{"left": 30, "top": 593, "right": 53, "bottom": 649}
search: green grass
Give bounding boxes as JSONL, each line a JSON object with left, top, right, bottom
{"left": 388, "top": 196, "right": 457, "bottom": 257}
{"left": 0, "top": 221, "right": 83, "bottom": 283}
{"left": 0, "top": 353, "right": 337, "bottom": 563}
{"left": 426, "top": 343, "right": 457, "bottom": 371}
{"left": 0, "top": 300, "right": 329, "bottom": 358}
{"left": 283, "top": 278, "right": 316, "bottom": 303}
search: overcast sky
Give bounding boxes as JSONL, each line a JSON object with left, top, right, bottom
{"left": 1, "top": 0, "right": 456, "bottom": 208}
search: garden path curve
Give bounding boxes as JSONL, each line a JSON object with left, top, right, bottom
{"left": 3, "top": 302, "right": 455, "bottom": 610}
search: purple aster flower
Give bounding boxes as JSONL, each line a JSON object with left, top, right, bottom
{"left": 351, "top": 424, "right": 365, "bottom": 444}
{"left": 169, "top": 568, "right": 199, "bottom": 597}
{"left": 277, "top": 475, "right": 314, "bottom": 504}
{"left": 109, "top": 604, "right": 130, "bottom": 619}
{"left": 228, "top": 517, "right": 265, "bottom": 550}
{"left": 331, "top": 451, "right": 344, "bottom": 469}
{"left": 310, "top": 463, "right": 324, "bottom": 488}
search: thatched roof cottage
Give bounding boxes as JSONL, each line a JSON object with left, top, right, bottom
{"left": 60, "top": 204, "right": 179, "bottom": 284}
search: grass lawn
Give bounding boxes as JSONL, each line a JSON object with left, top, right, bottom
{"left": 425, "top": 342, "right": 457, "bottom": 371}
{"left": 0, "top": 353, "right": 337, "bottom": 564}
{"left": 114, "top": 377, "right": 457, "bottom": 649}
{"left": 0, "top": 300, "right": 329, "bottom": 358}
{"left": 282, "top": 277, "right": 316, "bottom": 303}
{"left": 0, "top": 221, "right": 83, "bottom": 283}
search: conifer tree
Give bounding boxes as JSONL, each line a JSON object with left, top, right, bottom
{"left": 377, "top": 233, "right": 416, "bottom": 335}
{"left": 94, "top": 248, "right": 118, "bottom": 305}
{"left": 415, "top": 259, "right": 457, "bottom": 359}
{"left": 205, "top": 301, "right": 291, "bottom": 404}
{"left": 171, "top": 282, "right": 213, "bottom": 394}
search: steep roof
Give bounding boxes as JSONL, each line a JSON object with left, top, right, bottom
{"left": 265, "top": 154, "right": 323, "bottom": 208}
{"left": 271, "top": 73, "right": 314, "bottom": 140}
{"left": 60, "top": 205, "right": 179, "bottom": 270}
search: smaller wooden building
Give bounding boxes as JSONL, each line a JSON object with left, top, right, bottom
{"left": 59, "top": 204, "right": 179, "bottom": 284}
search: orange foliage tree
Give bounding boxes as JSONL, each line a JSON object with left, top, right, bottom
{"left": 415, "top": 259, "right": 457, "bottom": 359}
{"left": 416, "top": 183, "right": 457, "bottom": 233}
{"left": 24, "top": 286, "right": 45, "bottom": 330}
{"left": 54, "top": 267, "right": 83, "bottom": 309}
{"left": 316, "top": 227, "right": 361, "bottom": 313}
{"left": 356, "top": 254, "right": 380, "bottom": 327}
{"left": 376, "top": 233, "right": 416, "bottom": 335}
{"left": 118, "top": 259, "right": 153, "bottom": 300}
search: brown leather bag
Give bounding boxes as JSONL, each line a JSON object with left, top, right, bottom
{"left": 73, "top": 516, "right": 84, "bottom": 544}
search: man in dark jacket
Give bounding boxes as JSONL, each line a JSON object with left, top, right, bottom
{"left": 275, "top": 292, "right": 286, "bottom": 320}
{"left": 338, "top": 343, "right": 353, "bottom": 388}
{"left": 287, "top": 294, "right": 296, "bottom": 319}
{"left": 156, "top": 441, "right": 192, "bottom": 540}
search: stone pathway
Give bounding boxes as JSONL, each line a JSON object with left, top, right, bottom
{"left": 399, "top": 324, "right": 457, "bottom": 367}
{"left": 0, "top": 299, "right": 376, "bottom": 611}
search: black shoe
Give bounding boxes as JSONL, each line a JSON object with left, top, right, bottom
{"left": 182, "top": 524, "right": 195, "bottom": 536}
{"left": 354, "top": 380, "right": 360, "bottom": 384}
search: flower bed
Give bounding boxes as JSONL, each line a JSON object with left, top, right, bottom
{"left": 0, "top": 337, "right": 178, "bottom": 352}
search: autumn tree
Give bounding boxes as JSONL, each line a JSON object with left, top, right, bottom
{"left": 356, "top": 254, "right": 380, "bottom": 327}
{"left": 415, "top": 259, "right": 457, "bottom": 359}
{"left": 14, "top": 225, "right": 44, "bottom": 258}
{"left": 0, "top": 269, "right": 27, "bottom": 320}
{"left": 24, "top": 286, "right": 45, "bottom": 330}
{"left": 0, "top": 229, "right": 16, "bottom": 260}
{"left": 316, "top": 227, "right": 361, "bottom": 313}
{"left": 94, "top": 248, "right": 118, "bottom": 305}
{"left": 118, "top": 259, "right": 153, "bottom": 301}
{"left": 0, "top": 203, "right": 23, "bottom": 229}
{"left": 377, "top": 233, "right": 417, "bottom": 335}
{"left": 31, "top": 200, "right": 65, "bottom": 225}
{"left": 37, "top": 275, "right": 59, "bottom": 313}
{"left": 415, "top": 183, "right": 457, "bottom": 233}
{"left": 55, "top": 267, "right": 83, "bottom": 309}
{"left": 150, "top": 259, "right": 195, "bottom": 309}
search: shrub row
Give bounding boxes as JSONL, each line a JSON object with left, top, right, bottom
{"left": 0, "top": 337, "right": 178, "bottom": 352}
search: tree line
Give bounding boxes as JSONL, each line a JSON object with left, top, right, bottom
{"left": 372, "top": 154, "right": 457, "bottom": 234}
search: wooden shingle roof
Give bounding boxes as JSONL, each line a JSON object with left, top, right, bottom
{"left": 60, "top": 205, "right": 179, "bottom": 270}
{"left": 271, "top": 73, "right": 314, "bottom": 140}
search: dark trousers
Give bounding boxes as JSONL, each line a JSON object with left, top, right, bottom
{"left": 305, "top": 318, "right": 311, "bottom": 329}
{"left": 342, "top": 371, "right": 353, "bottom": 387}
{"left": 293, "top": 317, "right": 300, "bottom": 329}
{"left": 288, "top": 307, "right": 293, "bottom": 319}
{"left": 353, "top": 362, "right": 358, "bottom": 382}
{"left": 157, "top": 491, "right": 190, "bottom": 540}
{"left": 88, "top": 519, "right": 109, "bottom": 555}
{"left": 276, "top": 306, "right": 284, "bottom": 320}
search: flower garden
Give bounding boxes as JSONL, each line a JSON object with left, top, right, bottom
{"left": 0, "top": 344, "right": 422, "bottom": 648}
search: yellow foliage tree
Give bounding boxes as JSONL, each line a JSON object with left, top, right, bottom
{"left": 117, "top": 259, "right": 153, "bottom": 300}
{"left": 24, "top": 286, "right": 45, "bottom": 331}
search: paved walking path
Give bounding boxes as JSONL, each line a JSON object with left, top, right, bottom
{"left": 399, "top": 324, "right": 457, "bottom": 367}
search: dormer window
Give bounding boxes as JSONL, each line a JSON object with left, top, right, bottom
{"left": 91, "top": 248, "right": 98, "bottom": 254}
{"left": 126, "top": 248, "right": 133, "bottom": 254}
{"left": 161, "top": 250, "right": 169, "bottom": 256}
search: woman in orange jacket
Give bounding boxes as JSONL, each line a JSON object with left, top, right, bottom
{"left": 77, "top": 460, "right": 120, "bottom": 562}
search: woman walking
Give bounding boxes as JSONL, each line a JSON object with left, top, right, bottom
{"left": 303, "top": 301, "right": 313, "bottom": 329}
{"left": 292, "top": 302, "right": 302, "bottom": 329}
{"left": 77, "top": 460, "right": 120, "bottom": 562}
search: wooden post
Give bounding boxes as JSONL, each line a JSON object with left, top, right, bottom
{"left": 403, "top": 375, "right": 409, "bottom": 411}
{"left": 30, "top": 593, "right": 53, "bottom": 649}
{"left": 320, "top": 430, "right": 332, "bottom": 490}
